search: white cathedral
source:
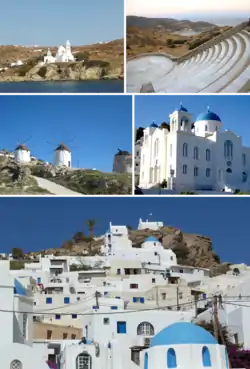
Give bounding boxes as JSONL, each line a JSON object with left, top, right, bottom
{"left": 43, "top": 40, "right": 75, "bottom": 64}
{"left": 137, "top": 104, "right": 250, "bottom": 193}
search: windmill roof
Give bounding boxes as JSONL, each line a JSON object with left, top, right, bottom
{"left": 55, "top": 143, "right": 71, "bottom": 152}
{"left": 115, "top": 150, "right": 131, "bottom": 156}
{"left": 15, "top": 144, "right": 30, "bottom": 151}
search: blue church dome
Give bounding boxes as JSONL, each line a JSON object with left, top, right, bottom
{"left": 196, "top": 107, "right": 221, "bottom": 122}
{"left": 175, "top": 103, "right": 188, "bottom": 112}
{"left": 14, "top": 279, "right": 27, "bottom": 296}
{"left": 149, "top": 122, "right": 158, "bottom": 128}
{"left": 150, "top": 322, "right": 218, "bottom": 347}
{"left": 145, "top": 236, "right": 159, "bottom": 242}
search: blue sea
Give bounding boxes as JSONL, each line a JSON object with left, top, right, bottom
{"left": 0, "top": 80, "right": 124, "bottom": 93}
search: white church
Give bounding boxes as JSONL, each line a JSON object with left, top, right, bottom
{"left": 43, "top": 41, "right": 75, "bottom": 64}
{"left": 137, "top": 103, "right": 250, "bottom": 193}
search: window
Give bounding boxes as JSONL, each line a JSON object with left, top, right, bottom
{"left": 130, "top": 283, "right": 138, "bottom": 289}
{"left": 117, "top": 269, "right": 121, "bottom": 275}
{"left": 183, "top": 143, "right": 188, "bottom": 157}
{"left": 162, "top": 293, "right": 167, "bottom": 300}
{"left": 224, "top": 140, "right": 233, "bottom": 160}
{"left": 47, "top": 330, "right": 52, "bottom": 339}
{"left": 71, "top": 334, "right": 76, "bottom": 339}
{"left": 205, "top": 125, "right": 208, "bottom": 131}
{"left": 206, "top": 149, "right": 211, "bottom": 161}
{"left": 167, "top": 348, "right": 177, "bottom": 368}
{"left": 194, "top": 167, "right": 199, "bottom": 177}
{"left": 10, "top": 360, "right": 22, "bottom": 369}
{"left": 103, "top": 318, "right": 110, "bottom": 325}
{"left": 194, "top": 146, "right": 199, "bottom": 160}
{"left": 206, "top": 168, "right": 211, "bottom": 177}
{"left": 179, "top": 269, "right": 183, "bottom": 273}
{"left": 144, "top": 353, "right": 148, "bottom": 369}
{"left": 242, "top": 154, "right": 246, "bottom": 165}
{"left": 72, "top": 314, "right": 77, "bottom": 319}
{"left": 46, "top": 297, "right": 52, "bottom": 304}
{"left": 64, "top": 297, "right": 70, "bottom": 304}
{"left": 182, "top": 164, "right": 187, "bottom": 174}
{"left": 137, "top": 322, "right": 154, "bottom": 336}
{"left": 117, "top": 321, "right": 127, "bottom": 334}
{"left": 55, "top": 314, "right": 61, "bottom": 320}
{"left": 202, "top": 346, "right": 211, "bottom": 367}
{"left": 111, "top": 306, "right": 118, "bottom": 310}
{"left": 63, "top": 333, "right": 68, "bottom": 340}
{"left": 152, "top": 278, "right": 156, "bottom": 283}
{"left": 37, "top": 277, "right": 41, "bottom": 284}
{"left": 154, "top": 139, "right": 159, "bottom": 157}
{"left": 76, "top": 352, "right": 92, "bottom": 369}
{"left": 140, "top": 297, "right": 145, "bottom": 303}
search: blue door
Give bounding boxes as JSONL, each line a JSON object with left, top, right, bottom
{"left": 117, "top": 321, "right": 127, "bottom": 334}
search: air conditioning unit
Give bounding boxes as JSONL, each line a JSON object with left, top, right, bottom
{"left": 144, "top": 337, "right": 150, "bottom": 347}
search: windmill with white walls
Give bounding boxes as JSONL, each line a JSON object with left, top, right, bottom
{"left": 54, "top": 143, "right": 72, "bottom": 167}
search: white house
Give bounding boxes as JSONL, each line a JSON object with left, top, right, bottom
{"left": 138, "top": 103, "right": 250, "bottom": 193}
{"left": 14, "top": 144, "right": 31, "bottom": 163}
{"left": 54, "top": 143, "right": 71, "bottom": 167}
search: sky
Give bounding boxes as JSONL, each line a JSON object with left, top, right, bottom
{"left": 127, "top": 0, "right": 250, "bottom": 18}
{"left": 135, "top": 95, "right": 250, "bottom": 147}
{"left": 0, "top": 197, "right": 248, "bottom": 265}
{"left": 0, "top": 95, "right": 132, "bottom": 171}
{"left": 0, "top": 0, "right": 124, "bottom": 46}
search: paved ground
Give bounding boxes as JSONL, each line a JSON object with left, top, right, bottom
{"left": 33, "top": 176, "right": 83, "bottom": 196}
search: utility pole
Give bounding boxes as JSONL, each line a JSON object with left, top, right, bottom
{"left": 177, "top": 286, "right": 180, "bottom": 310}
{"left": 95, "top": 291, "right": 99, "bottom": 309}
{"left": 212, "top": 295, "right": 219, "bottom": 341}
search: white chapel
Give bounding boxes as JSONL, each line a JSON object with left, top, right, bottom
{"left": 138, "top": 104, "right": 250, "bottom": 193}
{"left": 44, "top": 41, "right": 75, "bottom": 64}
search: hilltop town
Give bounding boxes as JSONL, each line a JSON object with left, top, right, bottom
{"left": 0, "top": 216, "right": 248, "bottom": 369}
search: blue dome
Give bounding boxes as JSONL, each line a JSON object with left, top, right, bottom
{"left": 150, "top": 322, "right": 218, "bottom": 347}
{"left": 196, "top": 108, "right": 221, "bottom": 122}
{"left": 14, "top": 279, "right": 27, "bottom": 296}
{"left": 145, "top": 236, "right": 159, "bottom": 242}
{"left": 149, "top": 122, "right": 158, "bottom": 128}
{"left": 175, "top": 103, "right": 188, "bottom": 112}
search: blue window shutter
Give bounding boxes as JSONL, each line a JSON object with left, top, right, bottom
{"left": 92, "top": 305, "right": 98, "bottom": 309}
{"left": 111, "top": 306, "right": 118, "bottom": 310}
{"left": 167, "top": 348, "right": 177, "bottom": 368}
{"left": 144, "top": 353, "right": 148, "bottom": 369}
{"left": 202, "top": 347, "right": 211, "bottom": 367}
{"left": 133, "top": 297, "right": 137, "bottom": 303}
{"left": 37, "top": 278, "right": 41, "bottom": 283}
{"left": 140, "top": 297, "right": 145, "bottom": 303}
{"left": 64, "top": 297, "right": 70, "bottom": 304}
{"left": 117, "top": 321, "right": 126, "bottom": 334}
{"left": 46, "top": 297, "right": 52, "bottom": 304}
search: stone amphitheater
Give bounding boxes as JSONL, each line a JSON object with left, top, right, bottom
{"left": 127, "top": 21, "right": 250, "bottom": 93}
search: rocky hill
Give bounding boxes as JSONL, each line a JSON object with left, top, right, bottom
{"left": 0, "top": 39, "right": 124, "bottom": 82}
{"left": 127, "top": 16, "right": 216, "bottom": 32}
{"left": 24, "top": 224, "right": 230, "bottom": 275}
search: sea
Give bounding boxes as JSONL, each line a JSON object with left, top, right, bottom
{"left": 0, "top": 80, "right": 124, "bottom": 93}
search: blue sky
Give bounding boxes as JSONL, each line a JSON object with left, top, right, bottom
{"left": 135, "top": 95, "right": 250, "bottom": 146}
{"left": 0, "top": 197, "right": 248, "bottom": 265}
{"left": 0, "top": 0, "right": 124, "bottom": 45}
{"left": 0, "top": 95, "right": 132, "bottom": 171}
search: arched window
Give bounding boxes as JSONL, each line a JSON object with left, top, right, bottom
{"left": 10, "top": 361, "right": 22, "bottom": 369}
{"left": 225, "top": 348, "right": 229, "bottom": 369}
{"left": 205, "top": 125, "right": 208, "bottom": 131}
{"left": 224, "top": 140, "right": 233, "bottom": 160}
{"left": 183, "top": 143, "right": 188, "bottom": 157}
{"left": 144, "top": 353, "right": 148, "bottom": 369}
{"left": 183, "top": 164, "right": 187, "bottom": 174}
{"left": 242, "top": 172, "right": 247, "bottom": 182}
{"left": 170, "top": 144, "right": 172, "bottom": 157}
{"left": 226, "top": 168, "right": 232, "bottom": 173}
{"left": 137, "top": 322, "right": 154, "bottom": 336}
{"left": 242, "top": 154, "right": 246, "bottom": 166}
{"left": 206, "top": 149, "right": 211, "bottom": 161}
{"left": 194, "top": 147, "right": 199, "bottom": 160}
{"left": 167, "top": 348, "right": 177, "bottom": 368}
{"left": 194, "top": 166, "right": 199, "bottom": 177}
{"left": 206, "top": 168, "right": 211, "bottom": 177}
{"left": 76, "top": 352, "right": 92, "bottom": 369}
{"left": 202, "top": 346, "right": 211, "bottom": 367}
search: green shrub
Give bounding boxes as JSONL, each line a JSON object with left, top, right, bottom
{"left": 76, "top": 52, "right": 90, "bottom": 61}
{"left": 85, "top": 60, "right": 110, "bottom": 69}
{"left": 37, "top": 66, "right": 47, "bottom": 78}
{"left": 18, "top": 64, "right": 33, "bottom": 77}
{"left": 180, "top": 191, "right": 196, "bottom": 195}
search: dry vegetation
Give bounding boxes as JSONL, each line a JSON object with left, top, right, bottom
{"left": 126, "top": 26, "right": 231, "bottom": 58}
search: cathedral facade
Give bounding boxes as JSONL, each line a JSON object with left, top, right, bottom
{"left": 138, "top": 104, "right": 250, "bottom": 193}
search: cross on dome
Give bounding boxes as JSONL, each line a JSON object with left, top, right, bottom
{"left": 207, "top": 106, "right": 210, "bottom": 112}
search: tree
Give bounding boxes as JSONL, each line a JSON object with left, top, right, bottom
{"left": 75, "top": 51, "right": 90, "bottom": 62}
{"left": 86, "top": 219, "right": 96, "bottom": 254}
{"left": 233, "top": 267, "right": 240, "bottom": 276}
{"left": 11, "top": 248, "right": 24, "bottom": 260}
{"left": 160, "top": 122, "right": 170, "bottom": 130}
{"left": 126, "top": 225, "right": 133, "bottom": 230}
{"left": 73, "top": 231, "right": 85, "bottom": 244}
{"left": 61, "top": 240, "right": 74, "bottom": 251}
{"left": 135, "top": 127, "right": 144, "bottom": 141}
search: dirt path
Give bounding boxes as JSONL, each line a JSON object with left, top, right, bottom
{"left": 33, "top": 176, "right": 83, "bottom": 196}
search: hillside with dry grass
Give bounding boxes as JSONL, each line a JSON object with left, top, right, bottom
{"left": 127, "top": 26, "right": 231, "bottom": 58}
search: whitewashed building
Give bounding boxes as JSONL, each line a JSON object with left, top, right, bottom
{"left": 14, "top": 144, "right": 31, "bottom": 163}
{"left": 44, "top": 41, "right": 75, "bottom": 64}
{"left": 138, "top": 104, "right": 250, "bottom": 193}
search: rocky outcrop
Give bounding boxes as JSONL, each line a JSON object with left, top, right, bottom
{"left": 0, "top": 60, "right": 123, "bottom": 82}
